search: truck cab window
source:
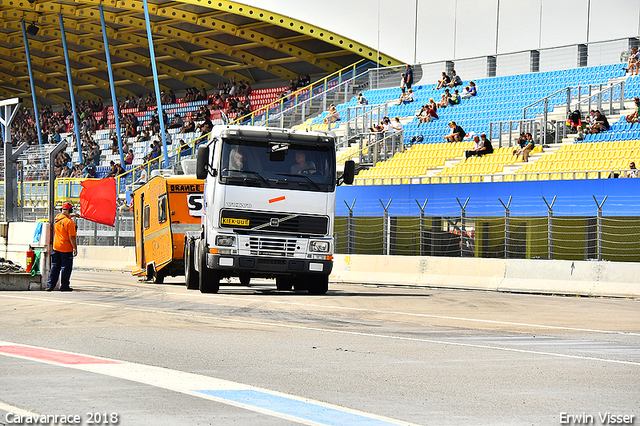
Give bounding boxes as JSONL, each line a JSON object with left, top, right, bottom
{"left": 220, "top": 139, "right": 335, "bottom": 192}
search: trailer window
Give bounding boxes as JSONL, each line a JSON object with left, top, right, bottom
{"left": 158, "top": 195, "right": 168, "bottom": 224}
{"left": 143, "top": 205, "right": 150, "bottom": 229}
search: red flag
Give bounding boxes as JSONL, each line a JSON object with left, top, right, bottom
{"left": 79, "top": 177, "right": 117, "bottom": 227}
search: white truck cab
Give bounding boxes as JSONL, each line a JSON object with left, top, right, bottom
{"left": 185, "top": 125, "right": 354, "bottom": 294}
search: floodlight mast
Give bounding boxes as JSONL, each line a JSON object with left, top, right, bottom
{"left": 1, "top": 97, "right": 24, "bottom": 223}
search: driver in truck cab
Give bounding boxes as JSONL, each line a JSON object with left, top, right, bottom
{"left": 290, "top": 151, "right": 316, "bottom": 175}
{"left": 228, "top": 147, "right": 246, "bottom": 171}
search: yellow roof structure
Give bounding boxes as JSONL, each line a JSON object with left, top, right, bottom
{"left": 0, "top": 0, "right": 402, "bottom": 105}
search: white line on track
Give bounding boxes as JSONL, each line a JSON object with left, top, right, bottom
{"left": 0, "top": 341, "right": 419, "bottom": 426}
{"left": 2, "top": 294, "right": 640, "bottom": 367}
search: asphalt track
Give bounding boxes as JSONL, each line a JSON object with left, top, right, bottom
{"left": 0, "top": 270, "right": 638, "bottom": 426}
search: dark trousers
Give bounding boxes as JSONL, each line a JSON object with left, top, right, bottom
{"left": 47, "top": 250, "right": 74, "bottom": 290}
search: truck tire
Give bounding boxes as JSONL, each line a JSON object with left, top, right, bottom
{"left": 276, "top": 277, "right": 294, "bottom": 291}
{"left": 199, "top": 244, "right": 220, "bottom": 294}
{"left": 307, "top": 275, "right": 329, "bottom": 295}
{"left": 184, "top": 239, "right": 199, "bottom": 290}
{"left": 153, "top": 269, "right": 165, "bottom": 284}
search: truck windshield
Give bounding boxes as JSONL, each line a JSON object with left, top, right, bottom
{"left": 219, "top": 139, "right": 335, "bottom": 192}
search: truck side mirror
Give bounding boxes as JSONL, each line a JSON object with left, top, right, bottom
{"left": 343, "top": 160, "right": 355, "bottom": 185}
{"left": 196, "top": 145, "right": 209, "bottom": 179}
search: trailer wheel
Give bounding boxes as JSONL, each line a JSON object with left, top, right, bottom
{"left": 199, "top": 244, "right": 220, "bottom": 294}
{"left": 307, "top": 275, "right": 329, "bottom": 295}
{"left": 276, "top": 277, "right": 294, "bottom": 291}
{"left": 184, "top": 239, "right": 199, "bottom": 290}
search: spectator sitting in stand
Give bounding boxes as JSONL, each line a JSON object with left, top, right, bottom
{"left": 356, "top": 92, "right": 369, "bottom": 105}
{"left": 466, "top": 134, "right": 494, "bottom": 158}
{"left": 588, "top": 110, "right": 610, "bottom": 134}
{"left": 180, "top": 116, "right": 196, "bottom": 133}
{"left": 323, "top": 104, "right": 340, "bottom": 126}
{"left": 124, "top": 149, "right": 134, "bottom": 165}
{"left": 397, "top": 89, "right": 415, "bottom": 105}
{"left": 167, "top": 113, "right": 183, "bottom": 129}
{"left": 443, "top": 121, "right": 466, "bottom": 142}
{"left": 83, "top": 163, "right": 97, "bottom": 178}
{"left": 513, "top": 132, "right": 535, "bottom": 162}
{"left": 623, "top": 47, "right": 639, "bottom": 76}
{"left": 447, "top": 70, "right": 463, "bottom": 88}
{"left": 449, "top": 89, "right": 461, "bottom": 105}
{"left": 626, "top": 161, "right": 638, "bottom": 178}
{"left": 625, "top": 97, "right": 640, "bottom": 124}
{"left": 461, "top": 81, "right": 477, "bottom": 99}
{"left": 435, "top": 71, "right": 450, "bottom": 90}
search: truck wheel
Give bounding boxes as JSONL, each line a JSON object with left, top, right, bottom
{"left": 184, "top": 239, "right": 199, "bottom": 290}
{"left": 276, "top": 277, "right": 294, "bottom": 291}
{"left": 307, "top": 275, "right": 329, "bottom": 295}
{"left": 199, "top": 245, "right": 220, "bottom": 294}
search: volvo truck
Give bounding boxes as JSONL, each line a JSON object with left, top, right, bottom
{"left": 185, "top": 125, "right": 354, "bottom": 294}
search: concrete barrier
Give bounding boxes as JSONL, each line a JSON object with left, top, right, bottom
{"left": 331, "top": 254, "right": 507, "bottom": 291}
{"left": 331, "top": 254, "right": 640, "bottom": 298}
{"left": 74, "top": 246, "right": 136, "bottom": 272}
{"left": 500, "top": 259, "right": 640, "bottom": 298}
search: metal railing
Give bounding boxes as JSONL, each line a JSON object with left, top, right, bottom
{"left": 230, "top": 59, "right": 371, "bottom": 127}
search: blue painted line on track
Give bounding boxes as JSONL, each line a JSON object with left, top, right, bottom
{"left": 195, "top": 389, "right": 404, "bottom": 426}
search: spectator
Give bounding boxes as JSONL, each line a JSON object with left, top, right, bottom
{"left": 436, "top": 71, "right": 450, "bottom": 90}
{"left": 167, "top": 113, "right": 183, "bottom": 129}
{"left": 399, "top": 73, "right": 406, "bottom": 94}
{"left": 134, "top": 167, "right": 147, "bottom": 184}
{"left": 436, "top": 91, "right": 450, "bottom": 109}
{"left": 589, "top": 110, "right": 610, "bottom": 134}
{"left": 461, "top": 81, "right": 477, "bottom": 99}
{"left": 124, "top": 149, "right": 134, "bottom": 165}
{"left": 465, "top": 135, "right": 484, "bottom": 158}
{"left": 404, "top": 64, "right": 413, "bottom": 90}
{"left": 323, "top": 104, "right": 340, "bottom": 126}
{"left": 626, "top": 161, "right": 638, "bottom": 178}
{"left": 356, "top": 92, "right": 369, "bottom": 105}
{"left": 624, "top": 47, "right": 639, "bottom": 76}
{"left": 443, "top": 121, "right": 466, "bottom": 142}
{"left": 513, "top": 132, "right": 534, "bottom": 162}
{"left": 83, "top": 164, "right": 97, "bottom": 178}
{"left": 106, "top": 161, "right": 119, "bottom": 177}
{"left": 447, "top": 70, "right": 463, "bottom": 88}
{"left": 397, "top": 89, "right": 415, "bottom": 105}
{"left": 449, "top": 89, "right": 461, "bottom": 105}
{"left": 625, "top": 97, "right": 640, "bottom": 124}
{"left": 418, "top": 104, "right": 438, "bottom": 124}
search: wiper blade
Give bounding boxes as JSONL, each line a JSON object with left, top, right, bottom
{"left": 236, "top": 170, "right": 271, "bottom": 186}
{"left": 274, "top": 172, "right": 320, "bottom": 190}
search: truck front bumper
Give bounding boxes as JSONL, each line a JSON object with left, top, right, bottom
{"left": 206, "top": 253, "right": 332, "bottom": 275}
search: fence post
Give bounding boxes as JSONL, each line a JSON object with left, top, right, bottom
{"left": 543, "top": 98, "right": 548, "bottom": 146}
{"left": 344, "top": 200, "right": 356, "bottom": 255}
{"left": 379, "top": 199, "right": 392, "bottom": 256}
{"left": 593, "top": 195, "right": 607, "bottom": 261}
{"left": 498, "top": 196, "right": 512, "bottom": 259}
{"left": 542, "top": 196, "right": 557, "bottom": 260}
{"left": 566, "top": 87, "right": 572, "bottom": 114}
{"left": 415, "top": 199, "right": 428, "bottom": 256}
{"left": 620, "top": 81, "right": 625, "bottom": 112}
{"left": 114, "top": 208, "right": 120, "bottom": 246}
{"left": 456, "top": 197, "right": 470, "bottom": 257}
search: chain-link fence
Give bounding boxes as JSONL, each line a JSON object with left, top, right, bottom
{"left": 335, "top": 196, "right": 640, "bottom": 262}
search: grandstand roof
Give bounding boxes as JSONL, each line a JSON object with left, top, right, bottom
{"left": 0, "top": 0, "right": 402, "bottom": 105}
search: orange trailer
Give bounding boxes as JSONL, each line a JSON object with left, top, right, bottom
{"left": 132, "top": 175, "right": 204, "bottom": 283}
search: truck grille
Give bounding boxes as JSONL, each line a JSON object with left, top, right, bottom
{"left": 249, "top": 237, "right": 297, "bottom": 257}
{"left": 220, "top": 209, "right": 329, "bottom": 236}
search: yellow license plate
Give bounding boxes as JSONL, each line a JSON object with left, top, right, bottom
{"left": 221, "top": 218, "right": 249, "bottom": 226}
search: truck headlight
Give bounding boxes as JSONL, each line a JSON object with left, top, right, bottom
{"left": 216, "top": 235, "right": 236, "bottom": 247}
{"left": 310, "top": 241, "right": 329, "bottom": 252}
